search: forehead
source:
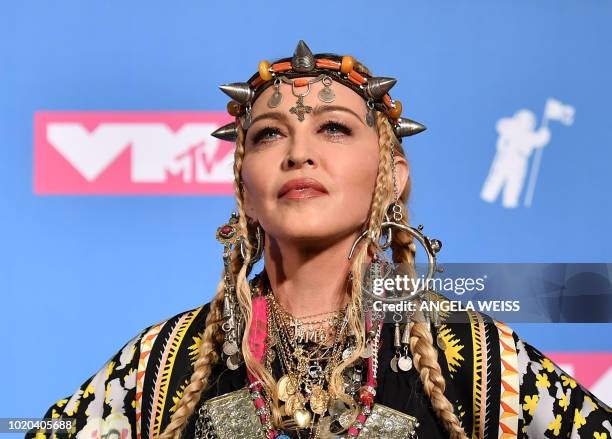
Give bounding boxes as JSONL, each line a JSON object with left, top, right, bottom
{"left": 250, "top": 76, "right": 367, "bottom": 114}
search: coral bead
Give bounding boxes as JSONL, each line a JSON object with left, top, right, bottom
{"left": 258, "top": 60, "right": 272, "bottom": 81}
{"left": 341, "top": 56, "right": 354, "bottom": 74}
{"left": 388, "top": 100, "right": 402, "bottom": 119}
{"left": 227, "top": 100, "right": 241, "bottom": 116}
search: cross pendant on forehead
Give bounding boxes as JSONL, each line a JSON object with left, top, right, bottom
{"left": 290, "top": 95, "right": 312, "bottom": 122}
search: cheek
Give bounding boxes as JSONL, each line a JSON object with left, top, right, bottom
{"left": 333, "top": 148, "right": 379, "bottom": 205}
{"left": 241, "top": 156, "right": 270, "bottom": 207}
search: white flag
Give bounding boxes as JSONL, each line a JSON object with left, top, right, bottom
{"left": 544, "top": 98, "right": 575, "bottom": 126}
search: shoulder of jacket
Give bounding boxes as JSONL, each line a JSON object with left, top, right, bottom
{"left": 135, "top": 301, "right": 214, "bottom": 349}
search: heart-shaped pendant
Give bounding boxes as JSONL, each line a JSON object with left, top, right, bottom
{"left": 293, "top": 408, "right": 312, "bottom": 428}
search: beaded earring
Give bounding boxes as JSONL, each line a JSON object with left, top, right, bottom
{"left": 216, "top": 212, "right": 244, "bottom": 370}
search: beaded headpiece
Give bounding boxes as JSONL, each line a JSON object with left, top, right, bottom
{"left": 211, "top": 40, "right": 426, "bottom": 143}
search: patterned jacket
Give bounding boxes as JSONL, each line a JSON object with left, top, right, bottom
{"left": 26, "top": 293, "right": 612, "bottom": 439}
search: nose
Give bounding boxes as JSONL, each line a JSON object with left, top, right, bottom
{"left": 282, "top": 132, "right": 317, "bottom": 170}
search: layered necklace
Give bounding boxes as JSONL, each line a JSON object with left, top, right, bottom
{"left": 246, "top": 282, "right": 383, "bottom": 439}
{"left": 268, "top": 291, "right": 348, "bottom": 435}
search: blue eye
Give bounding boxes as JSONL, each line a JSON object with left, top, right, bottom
{"left": 320, "top": 121, "right": 352, "bottom": 136}
{"left": 250, "top": 120, "right": 352, "bottom": 145}
{"left": 252, "top": 127, "right": 282, "bottom": 144}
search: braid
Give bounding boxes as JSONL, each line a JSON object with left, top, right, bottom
{"left": 368, "top": 109, "right": 468, "bottom": 438}
{"left": 158, "top": 126, "right": 253, "bottom": 439}
{"left": 232, "top": 122, "right": 284, "bottom": 428}
{"left": 157, "top": 279, "right": 224, "bottom": 439}
{"left": 366, "top": 107, "right": 394, "bottom": 244}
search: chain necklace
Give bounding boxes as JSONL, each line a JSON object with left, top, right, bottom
{"left": 244, "top": 277, "right": 384, "bottom": 439}
{"left": 268, "top": 291, "right": 349, "bottom": 438}
{"left": 270, "top": 292, "right": 345, "bottom": 353}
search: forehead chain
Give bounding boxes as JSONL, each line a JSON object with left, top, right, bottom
{"left": 211, "top": 40, "right": 426, "bottom": 143}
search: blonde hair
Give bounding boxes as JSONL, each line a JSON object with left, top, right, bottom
{"left": 159, "top": 57, "right": 467, "bottom": 439}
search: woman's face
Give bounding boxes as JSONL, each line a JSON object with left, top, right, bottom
{"left": 241, "top": 77, "right": 387, "bottom": 247}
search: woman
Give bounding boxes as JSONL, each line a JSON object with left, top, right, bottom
{"left": 28, "top": 40, "right": 611, "bottom": 439}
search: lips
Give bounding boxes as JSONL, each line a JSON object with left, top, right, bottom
{"left": 278, "top": 177, "right": 328, "bottom": 199}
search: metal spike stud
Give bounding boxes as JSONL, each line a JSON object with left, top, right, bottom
{"left": 211, "top": 122, "right": 238, "bottom": 142}
{"left": 219, "top": 83, "right": 254, "bottom": 106}
{"left": 394, "top": 117, "right": 427, "bottom": 138}
{"left": 364, "top": 77, "right": 397, "bottom": 100}
{"left": 291, "top": 40, "right": 315, "bottom": 72}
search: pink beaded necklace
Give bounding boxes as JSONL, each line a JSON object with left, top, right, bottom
{"left": 246, "top": 294, "right": 383, "bottom": 438}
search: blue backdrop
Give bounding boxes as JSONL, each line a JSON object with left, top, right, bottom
{"left": 1, "top": 0, "right": 611, "bottom": 428}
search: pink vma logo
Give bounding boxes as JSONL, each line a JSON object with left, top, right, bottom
{"left": 34, "top": 112, "right": 236, "bottom": 194}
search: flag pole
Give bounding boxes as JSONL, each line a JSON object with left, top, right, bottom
{"left": 524, "top": 112, "right": 549, "bottom": 208}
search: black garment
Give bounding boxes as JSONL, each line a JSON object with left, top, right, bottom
{"left": 182, "top": 321, "right": 449, "bottom": 439}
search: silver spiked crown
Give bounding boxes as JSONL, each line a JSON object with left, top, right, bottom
{"left": 211, "top": 40, "right": 426, "bottom": 143}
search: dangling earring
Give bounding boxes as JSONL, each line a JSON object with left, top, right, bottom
{"left": 349, "top": 144, "right": 445, "bottom": 349}
{"left": 215, "top": 211, "right": 251, "bottom": 370}
{"left": 216, "top": 212, "right": 263, "bottom": 370}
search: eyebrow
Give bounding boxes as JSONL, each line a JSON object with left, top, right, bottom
{"left": 249, "top": 104, "right": 366, "bottom": 127}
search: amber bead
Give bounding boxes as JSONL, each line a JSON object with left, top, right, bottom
{"left": 258, "top": 60, "right": 272, "bottom": 81}
{"left": 227, "top": 100, "right": 241, "bottom": 116}
{"left": 340, "top": 56, "right": 354, "bottom": 74}
{"left": 388, "top": 100, "right": 402, "bottom": 119}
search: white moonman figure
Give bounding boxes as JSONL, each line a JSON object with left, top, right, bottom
{"left": 480, "top": 109, "right": 551, "bottom": 208}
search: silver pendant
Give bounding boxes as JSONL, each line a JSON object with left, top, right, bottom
{"left": 338, "top": 410, "right": 353, "bottom": 429}
{"left": 390, "top": 355, "right": 399, "bottom": 373}
{"left": 223, "top": 341, "right": 238, "bottom": 356}
{"left": 267, "top": 78, "right": 283, "bottom": 108}
{"left": 342, "top": 346, "right": 354, "bottom": 360}
{"left": 226, "top": 352, "right": 241, "bottom": 370}
{"left": 241, "top": 113, "right": 251, "bottom": 130}
{"left": 241, "top": 104, "right": 252, "bottom": 130}
{"left": 267, "top": 89, "right": 283, "bottom": 108}
{"left": 366, "top": 109, "right": 376, "bottom": 127}
{"left": 317, "top": 86, "right": 335, "bottom": 103}
{"left": 309, "top": 364, "right": 323, "bottom": 378}
{"left": 365, "top": 100, "right": 376, "bottom": 127}
{"left": 360, "top": 342, "right": 372, "bottom": 358}
{"left": 317, "top": 76, "right": 335, "bottom": 103}
{"left": 346, "top": 380, "right": 360, "bottom": 394}
{"left": 398, "top": 356, "right": 413, "bottom": 372}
